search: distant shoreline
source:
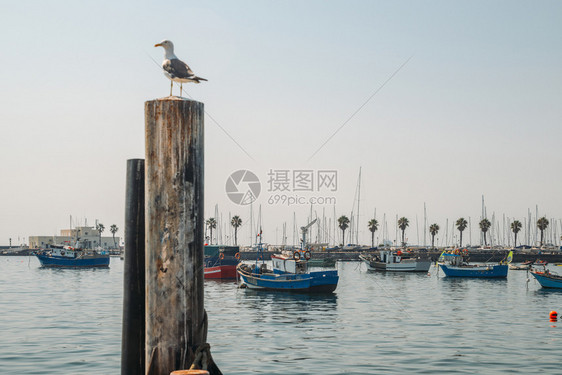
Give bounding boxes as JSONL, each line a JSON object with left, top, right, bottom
{"left": 5, "top": 248, "right": 562, "bottom": 263}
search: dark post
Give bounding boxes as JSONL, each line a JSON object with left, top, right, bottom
{"left": 145, "top": 98, "right": 205, "bottom": 375}
{"left": 121, "top": 158, "right": 146, "bottom": 375}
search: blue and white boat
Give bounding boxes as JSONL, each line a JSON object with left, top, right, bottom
{"left": 237, "top": 220, "right": 338, "bottom": 293}
{"left": 35, "top": 240, "right": 110, "bottom": 268}
{"left": 530, "top": 269, "right": 562, "bottom": 289}
{"left": 438, "top": 251, "right": 508, "bottom": 278}
{"left": 237, "top": 249, "right": 338, "bottom": 293}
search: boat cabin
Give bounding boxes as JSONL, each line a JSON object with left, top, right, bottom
{"left": 379, "top": 250, "right": 403, "bottom": 264}
{"left": 271, "top": 251, "right": 308, "bottom": 274}
{"left": 442, "top": 253, "right": 464, "bottom": 266}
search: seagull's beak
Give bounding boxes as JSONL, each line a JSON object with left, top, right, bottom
{"left": 154, "top": 43, "right": 162, "bottom": 47}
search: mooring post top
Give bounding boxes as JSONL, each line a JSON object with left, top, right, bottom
{"left": 150, "top": 97, "right": 200, "bottom": 102}
{"left": 145, "top": 97, "right": 204, "bottom": 108}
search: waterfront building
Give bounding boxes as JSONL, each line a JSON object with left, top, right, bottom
{"left": 28, "top": 226, "right": 120, "bottom": 250}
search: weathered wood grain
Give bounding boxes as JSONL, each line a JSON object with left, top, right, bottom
{"left": 144, "top": 98, "right": 205, "bottom": 375}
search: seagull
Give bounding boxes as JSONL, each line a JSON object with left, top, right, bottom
{"left": 154, "top": 40, "right": 207, "bottom": 96}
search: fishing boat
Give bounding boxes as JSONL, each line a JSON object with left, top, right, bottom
{"left": 35, "top": 240, "right": 110, "bottom": 268}
{"left": 204, "top": 245, "right": 241, "bottom": 279}
{"left": 359, "top": 249, "right": 431, "bottom": 272}
{"left": 530, "top": 268, "right": 562, "bottom": 289}
{"left": 237, "top": 250, "right": 339, "bottom": 293}
{"left": 509, "top": 263, "right": 531, "bottom": 270}
{"left": 438, "top": 250, "right": 509, "bottom": 278}
{"left": 236, "top": 219, "right": 339, "bottom": 293}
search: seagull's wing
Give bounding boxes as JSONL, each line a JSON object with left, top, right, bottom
{"left": 163, "top": 58, "right": 194, "bottom": 79}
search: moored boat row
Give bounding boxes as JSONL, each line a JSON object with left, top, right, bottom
{"left": 34, "top": 239, "right": 562, "bottom": 291}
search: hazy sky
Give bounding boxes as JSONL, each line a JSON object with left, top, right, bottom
{"left": 1, "top": 1, "right": 561, "bottom": 247}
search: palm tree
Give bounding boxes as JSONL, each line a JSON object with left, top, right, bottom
{"left": 231, "top": 216, "right": 242, "bottom": 246}
{"left": 456, "top": 218, "right": 468, "bottom": 247}
{"left": 511, "top": 220, "right": 522, "bottom": 247}
{"left": 96, "top": 223, "right": 105, "bottom": 248}
{"left": 479, "top": 218, "right": 491, "bottom": 246}
{"left": 429, "top": 223, "right": 440, "bottom": 249}
{"left": 537, "top": 217, "right": 549, "bottom": 246}
{"left": 398, "top": 217, "right": 409, "bottom": 246}
{"left": 110, "top": 224, "right": 118, "bottom": 248}
{"left": 338, "top": 216, "right": 350, "bottom": 246}
{"left": 367, "top": 219, "right": 379, "bottom": 248}
{"left": 206, "top": 218, "right": 217, "bottom": 245}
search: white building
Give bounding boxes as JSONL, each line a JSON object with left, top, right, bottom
{"left": 29, "top": 226, "right": 121, "bottom": 249}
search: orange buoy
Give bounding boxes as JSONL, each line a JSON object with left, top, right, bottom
{"left": 549, "top": 310, "right": 558, "bottom": 321}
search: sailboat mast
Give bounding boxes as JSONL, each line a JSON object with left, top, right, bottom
{"left": 469, "top": 217, "right": 472, "bottom": 247}
{"left": 294, "top": 212, "right": 298, "bottom": 247}
{"left": 445, "top": 218, "right": 449, "bottom": 247}
{"left": 416, "top": 215, "right": 419, "bottom": 246}
{"left": 535, "top": 205, "right": 538, "bottom": 246}
{"left": 481, "top": 195, "right": 485, "bottom": 245}
{"left": 356, "top": 167, "right": 361, "bottom": 245}
{"left": 423, "top": 203, "right": 427, "bottom": 247}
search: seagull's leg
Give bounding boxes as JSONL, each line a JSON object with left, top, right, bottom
{"left": 170, "top": 81, "right": 174, "bottom": 96}
{"left": 180, "top": 83, "right": 183, "bottom": 97}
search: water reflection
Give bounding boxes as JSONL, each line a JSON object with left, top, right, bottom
{"left": 239, "top": 289, "right": 338, "bottom": 325}
{"left": 533, "top": 288, "right": 562, "bottom": 297}
{"left": 205, "top": 278, "right": 238, "bottom": 286}
{"left": 368, "top": 270, "right": 432, "bottom": 280}
{"left": 241, "top": 289, "right": 338, "bottom": 305}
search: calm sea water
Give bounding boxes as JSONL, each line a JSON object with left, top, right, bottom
{"left": 0, "top": 257, "right": 560, "bottom": 374}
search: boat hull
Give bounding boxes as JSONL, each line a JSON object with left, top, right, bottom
{"left": 360, "top": 255, "right": 431, "bottom": 272}
{"left": 531, "top": 271, "right": 562, "bottom": 289}
{"left": 439, "top": 264, "right": 508, "bottom": 278}
{"left": 238, "top": 267, "right": 338, "bottom": 293}
{"left": 307, "top": 258, "right": 337, "bottom": 267}
{"left": 36, "top": 254, "right": 110, "bottom": 268}
{"left": 371, "top": 260, "right": 431, "bottom": 272}
{"left": 204, "top": 265, "right": 238, "bottom": 279}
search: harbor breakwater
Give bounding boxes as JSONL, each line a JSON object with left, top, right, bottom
{"left": 240, "top": 249, "right": 562, "bottom": 263}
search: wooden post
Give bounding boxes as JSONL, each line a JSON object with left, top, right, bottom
{"left": 121, "top": 158, "right": 146, "bottom": 375}
{"left": 145, "top": 98, "right": 205, "bottom": 375}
